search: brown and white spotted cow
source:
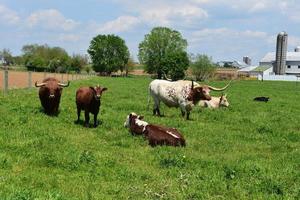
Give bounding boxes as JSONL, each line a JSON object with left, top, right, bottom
{"left": 148, "top": 80, "right": 231, "bottom": 119}
{"left": 124, "top": 113, "right": 186, "bottom": 147}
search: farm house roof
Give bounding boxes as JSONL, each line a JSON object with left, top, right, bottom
{"left": 260, "top": 52, "right": 300, "bottom": 62}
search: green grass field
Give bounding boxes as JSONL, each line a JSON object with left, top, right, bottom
{"left": 0, "top": 76, "right": 299, "bottom": 199}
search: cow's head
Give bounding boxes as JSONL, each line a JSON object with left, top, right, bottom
{"left": 187, "top": 81, "right": 212, "bottom": 103}
{"left": 35, "top": 80, "right": 69, "bottom": 99}
{"left": 219, "top": 94, "right": 229, "bottom": 107}
{"left": 90, "top": 85, "right": 107, "bottom": 101}
{"left": 124, "top": 112, "right": 148, "bottom": 135}
{"left": 188, "top": 80, "right": 232, "bottom": 104}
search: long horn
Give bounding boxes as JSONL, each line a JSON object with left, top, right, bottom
{"left": 58, "top": 81, "right": 70, "bottom": 87}
{"left": 191, "top": 80, "right": 194, "bottom": 89}
{"left": 35, "top": 81, "right": 46, "bottom": 87}
{"left": 163, "top": 72, "right": 171, "bottom": 81}
{"left": 208, "top": 80, "right": 232, "bottom": 91}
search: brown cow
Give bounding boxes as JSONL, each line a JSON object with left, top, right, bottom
{"left": 35, "top": 77, "right": 70, "bottom": 115}
{"left": 124, "top": 113, "right": 186, "bottom": 147}
{"left": 76, "top": 85, "right": 107, "bottom": 127}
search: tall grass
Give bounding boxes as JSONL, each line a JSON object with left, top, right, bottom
{"left": 0, "top": 76, "right": 299, "bottom": 199}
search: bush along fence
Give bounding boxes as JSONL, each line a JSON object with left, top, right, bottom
{"left": 1, "top": 70, "right": 95, "bottom": 93}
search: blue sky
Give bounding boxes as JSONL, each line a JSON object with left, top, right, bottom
{"left": 1, "top": 0, "right": 300, "bottom": 65}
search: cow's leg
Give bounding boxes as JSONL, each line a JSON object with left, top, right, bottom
{"left": 76, "top": 107, "right": 81, "bottom": 123}
{"left": 153, "top": 98, "right": 161, "bottom": 116}
{"left": 84, "top": 110, "right": 90, "bottom": 127}
{"left": 186, "top": 111, "right": 190, "bottom": 120}
{"left": 93, "top": 113, "right": 98, "bottom": 127}
{"left": 180, "top": 105, "right": 186, "bottom": 118}
{"left": 181, "top": 110, "right": 185, "bottom": 117}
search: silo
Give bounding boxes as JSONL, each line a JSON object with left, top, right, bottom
{"left": 243, "top": 56, "right": 251, "bottom": 65}
{"left": 274, "top": 31, "right": 288, "bottom": 75}
{"left": 295, "top": 46, "right": 300, "bottom": 52}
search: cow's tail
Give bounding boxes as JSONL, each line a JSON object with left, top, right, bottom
{"left": 147, "top": 85, "right": 151, "bottom": 110}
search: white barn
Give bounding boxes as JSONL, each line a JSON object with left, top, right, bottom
{"left": 260, "top": 51, "right": 300, "bottom": 75}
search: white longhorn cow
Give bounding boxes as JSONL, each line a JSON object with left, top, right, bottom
{"left": 149, "top": 80, "right": 231, "bottom": 119}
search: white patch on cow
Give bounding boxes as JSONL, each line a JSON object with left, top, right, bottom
{"left": 135, "top": 119, "right": 148, "bottom": 127}
{"left": 124, "top": 115, "right": 130, "bottom": 128}
{"left": 124, "top": 112, "right": 138, "bottom": 128}
{"left": 166, "top": 130, "right": 180, "bottom": 139}
{"left": 135, "top": 118, "right": 148, "bottom": 132}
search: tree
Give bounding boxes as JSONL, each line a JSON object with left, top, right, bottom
{"left": 138, "top": 27, "right": 188, "bottom": 79}
{"left": 87, "top": 34, "right": 129, "bottom": 75}
{"left": 0, "top": 49, "right": 14, "bottom": 65}
{"left": 190, "top": 54, "right": 216, "bottom": 81}
{"left": 22, "top": 44, "right": 71, "bottom": 72}
{"left": 69, "top": 54, "right": 88, "bottom": 72}
{"left": 125, "top": 56, "right": 135, "bottom": 77}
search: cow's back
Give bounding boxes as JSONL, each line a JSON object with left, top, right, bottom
{"left": 76, "top": 87, "right": 93, "bottom": 108}
{"left": 149, "top": 80, "right": 198, "bottom": 107}
{"left": 145, "top": 125, "right": 185, "bottom": 146}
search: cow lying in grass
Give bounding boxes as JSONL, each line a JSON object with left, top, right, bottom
{"left": 199, "top": 94, "right": 229, "bottom": 109}
{"left": 124, "top": 113, "right": 186, "bottom": 147}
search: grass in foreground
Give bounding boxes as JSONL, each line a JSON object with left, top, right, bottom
{"left": 0, "top": 76, "right": 299, "bottom": 199}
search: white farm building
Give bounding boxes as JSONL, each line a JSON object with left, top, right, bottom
{"left": 259, "top": 50, "right": 300, "bottom": 75}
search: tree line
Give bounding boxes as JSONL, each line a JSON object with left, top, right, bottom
{"left": 87, "top": 26, "right": 216, "bottom": 80}
{"left": 1, "top": 26, "right": 216, "bottom": 80}
{"left": 0, "top": 45, "right": 89, "bottom": 73}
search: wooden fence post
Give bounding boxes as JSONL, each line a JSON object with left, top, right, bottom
{"left": 28, "top": 71, "right": 32, "bottom": 88}
{"left": 3, "top": 70, "right": 8, "bottom": 94}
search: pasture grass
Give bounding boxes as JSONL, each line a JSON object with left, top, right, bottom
{"left": 0, "top": 76, "right": 299, "bottom": 199}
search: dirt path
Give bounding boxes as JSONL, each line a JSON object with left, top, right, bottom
{"left": 0, "top": 71, "right": 89, "bottom": 89}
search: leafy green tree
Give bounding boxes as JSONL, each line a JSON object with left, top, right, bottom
{"left": 12, "top": 56, "right": 24, "bottom": 66}
{"left": 138, "top": 27, "right": 188, "bottom": 79}
{"left": 88, "top": 34, "right": 129, "bottom": 75}
{"left": 69, "top": 54, "right": 88, "bottom": 72}
{"left": 190, "top": 54, "right": 216, "bottom": 81}
{"left": 125, "top": 56, "right": 135, "bottom": 77}
{"left": 22, "top": 44, "right": 71, "bottom": 72}
{"left": 0, "top": 48, "right": 14, "bottom": 65}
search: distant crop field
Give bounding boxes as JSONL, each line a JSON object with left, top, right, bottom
{"left": 0, "top": 77, "right": 299, "bottom": 199}
{"left": 0, "top": 70, "right": 87, "bottom": 90}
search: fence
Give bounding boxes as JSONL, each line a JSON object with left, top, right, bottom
{"left": 1, "top": 70, "right": 95, "bottom": 93}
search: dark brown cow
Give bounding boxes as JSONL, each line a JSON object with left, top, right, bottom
{"left": 76, "top": 85, "right": 107, "bottom": 127}
{"left": 35, "top": 77, "right": 70, "bottom": 115}
{"left": 124, "top": 113, "right": 186, "bottom": 147}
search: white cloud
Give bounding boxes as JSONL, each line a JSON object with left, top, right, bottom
{"left": 96, "top": 15, "right": 140, "bottom": 33}
{"left": 141, "top": 4, "right": 208, "bottom": 26}
{"left": 0, "top": 4, "right": 20, "bottom": 25}
{"left": 58, "top": 34, "right": 81, "bottom": 42}
{"left": 26, "top": 9, "right": 79, "bottom": 31}
{"left": 192, "top": 28, "right": 269, "bottom": 41}
{"left": 189, "top": 28, "right": 275, "bottom": 62}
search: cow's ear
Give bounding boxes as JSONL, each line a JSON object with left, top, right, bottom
{"left": 196, "top": 87, "right": 203, "bottom": 92}
{"left": 101, "top": 87, "right": 107, "bottom": 92}
{"left": 138, "top": 115, "right": 144, "bottom": 120}
{"left": 90, "top": 86, "right": 96, "bottom": 92}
